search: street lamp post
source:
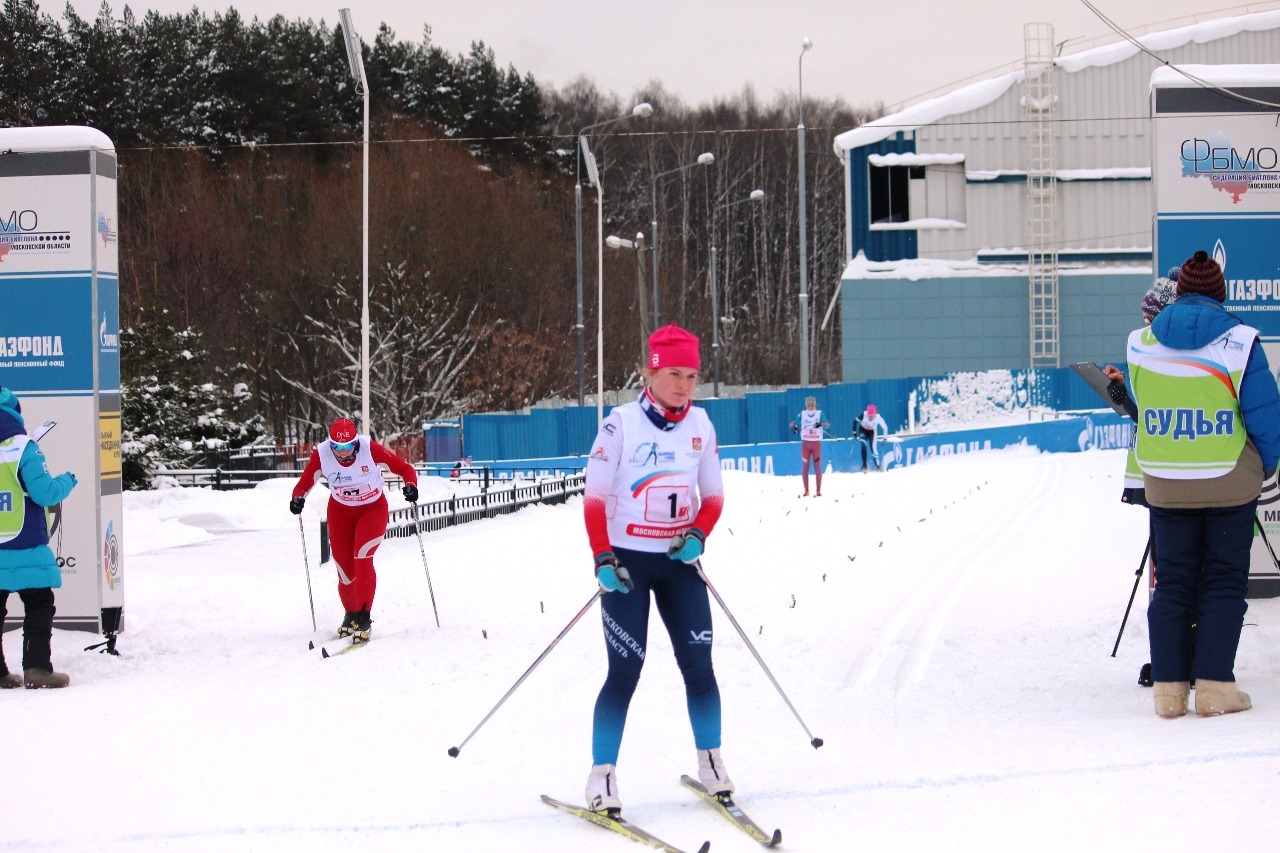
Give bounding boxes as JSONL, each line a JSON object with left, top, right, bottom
{"left": 338, "top": 8, "right": 370, "bottom": 433}
{"left": 709, "top": 189, "right": 765, "bottom": 397}
{"left": 798, "top": 36, "right": 812, "bottom": 387}
{"left": 606, "top": 232, "right": 649, "bottom": 366}
{"left": 651, "top": 152, "right": 714, "bottom": 328}
{"left": 575, "top": 103, "right": 653, "bottom": 408}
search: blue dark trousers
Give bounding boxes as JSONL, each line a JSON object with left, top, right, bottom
{"left": 1148, "top": 500, "right": 1255, "bottom": 683}
{"left": 591, "top": 547, "right": 721, "bottom": 765}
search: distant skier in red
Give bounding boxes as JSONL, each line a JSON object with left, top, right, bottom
{"left": 290, "top": 418, "right": 418, "bottom": 643}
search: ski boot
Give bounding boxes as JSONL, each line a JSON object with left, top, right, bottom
{"left": 1, "top": 671, "right": 23, "bottom": 689}
{"left": 337, "top": 612, "right": 357, "bottom": 639}
{"left": 585, "top": 763, "right": 622, "bottom": 815}
{"left": 697, "top": 747, "right": 735, "bottom": 800}
{"left": 349, "top": 609, "right": 373, "bottom": 646}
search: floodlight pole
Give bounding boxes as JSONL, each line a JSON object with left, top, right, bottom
{"left": 651, "top": 152, "right": 714, "bottom": 328}
{"left": 709, "top": 190, "right": 765, "bottom": 398}
{"left": 797, "top": 37, "right": 812, "bottom": 387}
{"left": 339, "top": 9, "right": 370, "bottom": 434}
{"left": 575, "top": 104, "right": 654, "bottom": 420}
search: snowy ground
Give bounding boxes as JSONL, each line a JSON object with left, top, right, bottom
{"left": 5, "top": 447, "right": 1280, "bottom": 852}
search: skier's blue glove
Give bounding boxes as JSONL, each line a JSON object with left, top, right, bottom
{"left": 594, "top": 552, "right": 633, "bottom": 593}
{"left": 666, "top": 528, "right": 705, "bottom": 564}
{"left": 402, "top": 483, "right": 418, "bottom": 503}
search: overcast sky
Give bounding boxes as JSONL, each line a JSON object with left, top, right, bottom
{"left": 60, "top": 1, "right": 1273, "bottom": 111}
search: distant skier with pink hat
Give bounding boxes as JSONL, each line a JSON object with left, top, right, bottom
{"left": 855, "top": 404, "right": 888, "bottom": 472}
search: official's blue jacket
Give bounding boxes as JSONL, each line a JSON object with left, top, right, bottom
{"left": 1148, "top": 295, "right": 1280, "bottom": 471}
{"left": 0, "top": 390, "right": 77, "bottom": 591}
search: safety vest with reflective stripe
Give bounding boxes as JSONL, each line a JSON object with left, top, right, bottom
{"left": 0, "top": 436, "right": 32, "bottom": 545}
{"left": 1127, "top": 324, "right": 1255, "bottom": 479}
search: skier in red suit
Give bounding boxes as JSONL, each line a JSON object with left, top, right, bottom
{"left": 290, "top": 418, "right": 418, "bottom": 642}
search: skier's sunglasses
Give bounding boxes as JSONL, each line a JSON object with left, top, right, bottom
{"left": 332, "top": 440, "right": 358, "bottom": 454}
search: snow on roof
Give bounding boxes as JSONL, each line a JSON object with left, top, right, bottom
{"left": 834, "top": 73, "right": 1019, "bottom": 154}
{"left": 0, "top": 126, "right": 114, "bottom": 152}
{"left": 834, "top": 10, "right": 1280, "bottom": 154}
{"left": 867, "top": 152, "right": 966, "bottom": 166}
{"left": 1150, "top": 63, "right": 1280, "bottom": 87}
{"left": 840, "top": 250, "right": 1151, "bottom": 281}
{"left": 966, "top": 167, "right": 1151, "bottom": 181}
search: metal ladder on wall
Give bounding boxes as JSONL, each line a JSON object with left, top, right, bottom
{"left": 1025, "top": 23, "right": 1060, "bottom": 369}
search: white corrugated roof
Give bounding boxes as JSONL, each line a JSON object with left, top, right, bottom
{"left": 834, "top": 10, "right": 1280, "bottom": 154}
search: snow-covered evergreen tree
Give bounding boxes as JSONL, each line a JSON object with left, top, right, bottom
{"left": 121, "top": 310, "right": 267, "bottom": 489}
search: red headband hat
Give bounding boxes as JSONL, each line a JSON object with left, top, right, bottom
{"left": 647, "top": 323, "right": 701, "bottom": 371}
{"left": 329, "top": 418, "right": 357, "bottom": 443}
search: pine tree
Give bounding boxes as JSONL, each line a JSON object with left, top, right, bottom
{"left": 120, "top": 309, "right": 266, "bottom": 489}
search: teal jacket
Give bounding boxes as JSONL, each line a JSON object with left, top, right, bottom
{"left": 0, "top": 389, "right": 77, "bottom": 591}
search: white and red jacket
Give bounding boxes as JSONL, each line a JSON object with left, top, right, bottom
{"left": 292, "top": 437, "right": 417, "bottom": 507}
{"left": 584, "top": 397, "right": 724, "bottom": 555}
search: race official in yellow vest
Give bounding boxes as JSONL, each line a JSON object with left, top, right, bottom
{"left": 1126, "top": 250, "right": 1280, "bottom": 718}
{"left": 0, "top": 388, "right": 78, "bottom": 688}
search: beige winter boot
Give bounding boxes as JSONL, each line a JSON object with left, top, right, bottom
{"left": 1153, "top": 681, "right": 1189, "bottom": 718}
{"left": 24, "top": 668, "right": 70, "bottom": 689}
{"left": 1194, "top": 680, "right": 1251, "bottom": 716}
{"left": 0, "top": 672, "right": 23, "bottom": 689}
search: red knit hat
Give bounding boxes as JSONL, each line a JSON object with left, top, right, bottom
{"left": 1177, "top": 250, "right": 1226, "bottom": 302}
{"left": 648, "top": 323, "right": 700, "bottom": 370}
{"left": 329, "top": 418, "right": 357, "bottom": 443}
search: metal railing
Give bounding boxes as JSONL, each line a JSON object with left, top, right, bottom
{"left": 153, "top": 465, "right": 585, "bottom": 564}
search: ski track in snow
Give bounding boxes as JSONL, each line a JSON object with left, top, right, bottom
{"left": 8, "top": 451, "right": 1280, "bottom": 852}
{"left": 841, "top": 455, "right": 1064, "bottom": 700}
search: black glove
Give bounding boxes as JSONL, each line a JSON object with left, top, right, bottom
{"left": 289, "top": 496, "right": 305, "bottom": 515}
{"left": 403, "top": 483, "right": 418, "bottom": 503}
{"left": 791, "top": 423, "right": 799, "bottom": 434}
{"left": 594, "top": 551, "right": 633, "bottom": 593}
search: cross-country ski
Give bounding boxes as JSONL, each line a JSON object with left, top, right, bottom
{"left": 541, "top": 795, "right": 710, "bottom": 853}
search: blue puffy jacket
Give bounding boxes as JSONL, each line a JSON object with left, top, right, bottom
{"left": 0, "top": 389, "right": 77, "bottom": 591}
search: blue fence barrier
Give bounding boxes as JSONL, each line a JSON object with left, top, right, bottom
{"left": 460, "top": 366, "right": 1116, "bottom": 463}
{"left": 467, "top": 411, "right": 1130, "bottom": 477}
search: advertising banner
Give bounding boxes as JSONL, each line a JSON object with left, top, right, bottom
{"left": 1152, "top": 67, "right": 1280, "bottom": 597}
{"left": 0, "top": 127, "right": 123, "bottom": 638}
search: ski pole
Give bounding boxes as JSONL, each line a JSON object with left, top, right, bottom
{"left": 298, "top": 516, "right": 317, "bottom": 632}
{"left": 448, "top": 589, "right": 602, "bottom": 758}
{"left": 1254, "top": 513, "right": 1280, "bottom": 571}
{"left": 694, "top": 561, "right": 823, "bottom": 749}
{"left": 411, "top": 503, "right": 441, "bottom": 628}
{"left": 1111, "top": 533, "right": 1151, "bottom": 657}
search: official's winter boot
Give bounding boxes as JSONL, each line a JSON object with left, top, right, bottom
{"left": 350, "top": 609, "right": 373, "bottom": 645}
{"left": 1, "top": 672, "right": 23, "bottom": 689}
{"left": 585, "top": 763, "right": 622, "bottom": 814}
{"left": 24, "top": 668, "right": 70, "bottom": 689}
{"left": 1194, "top": 679, "right": 1251, "bottom": 716}
{"left": 696, "top": 747, "right": 735, "bottom": 798}
{"left": 1153, "top": 681, "right": 1189, "bottom": 718}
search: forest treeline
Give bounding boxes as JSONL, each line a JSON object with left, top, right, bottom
{"left": 1, "top": 0, "right": 880, "bottom": 454}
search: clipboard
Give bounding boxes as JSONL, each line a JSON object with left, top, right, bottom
{"left": 1069, "top": 362, "right": 1130, "bottom": 417}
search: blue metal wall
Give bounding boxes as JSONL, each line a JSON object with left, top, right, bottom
{"left": 840, "top": 270, "right": 1149, "bottom": 383}
{"left": 460, "top": 366, "right": 1110, "bottom": 462}
{"left": 847, "top": 134, "right": 919, "bottom": 263}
